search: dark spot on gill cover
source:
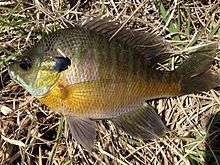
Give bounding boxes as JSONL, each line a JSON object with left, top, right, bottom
{"left": 54, "top": 56, "right": 71, "bottom": 73}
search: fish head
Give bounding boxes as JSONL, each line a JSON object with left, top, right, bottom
{"left": 8, "top": 46, "right": 71, "bottom": 96}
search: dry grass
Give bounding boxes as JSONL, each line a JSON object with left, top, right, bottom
{"left": 0, "top": 0, "right": 220, "bottom": 164}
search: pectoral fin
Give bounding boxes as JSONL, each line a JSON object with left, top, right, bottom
{"left": 67, "top": 116, "right": 96, "bottom": 151}
{"left": 111, "top": 104, "right": 166, "bottom": 140}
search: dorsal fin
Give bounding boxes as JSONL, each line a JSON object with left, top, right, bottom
{"left": 81, "top": 17, "right": 171, "bottom": 66}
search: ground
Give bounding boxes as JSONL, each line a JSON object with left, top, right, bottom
{"left": 0, "top": 0, "right": 220, "bottom": 164}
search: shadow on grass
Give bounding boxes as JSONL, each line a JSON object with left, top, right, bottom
{"left": 205, "top": 111, "right": 220, "bottom": 165}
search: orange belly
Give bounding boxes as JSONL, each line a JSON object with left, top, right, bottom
{"left": 38, "top": 76, "right": 181, "bottom": 117}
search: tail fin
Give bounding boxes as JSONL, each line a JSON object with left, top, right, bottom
{"left": 176, "top": 42, "right": 220, "bottom": 94}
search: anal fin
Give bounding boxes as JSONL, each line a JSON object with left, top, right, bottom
{"left": 67, "top": 116, "right": 96, "bottom": 151}
{"left": 111, "top": 104, "right": 166, "bottom": 140}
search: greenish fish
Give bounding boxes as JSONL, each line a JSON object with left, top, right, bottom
{"left": 8, "top": 17, "right": 220, "bottom": 151}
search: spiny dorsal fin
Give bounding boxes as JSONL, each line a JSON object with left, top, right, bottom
{"left": 81, "top": 17, "right": 171, "bottom": 66}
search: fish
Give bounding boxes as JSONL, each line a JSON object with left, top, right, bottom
{"left": 8, "top": 17, "right": 220, "bottom": 151}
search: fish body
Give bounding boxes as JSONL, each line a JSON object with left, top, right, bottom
{"left": 8, "top": 18, "right": 219, "bottom": 150}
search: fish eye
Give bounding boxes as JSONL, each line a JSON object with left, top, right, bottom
{"left": 19, "top": 58, "right": 32, "bottom": 71}
{"left": 53, "top": 56, "right": 71, "bottom": 73}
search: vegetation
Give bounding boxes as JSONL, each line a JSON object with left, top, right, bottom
{"left": 0, "top": 0, "right": 219, "bottom": 164}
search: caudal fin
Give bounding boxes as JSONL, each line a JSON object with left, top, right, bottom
{"left": 176, "top": 42, "right": 220, "bottom": 94}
